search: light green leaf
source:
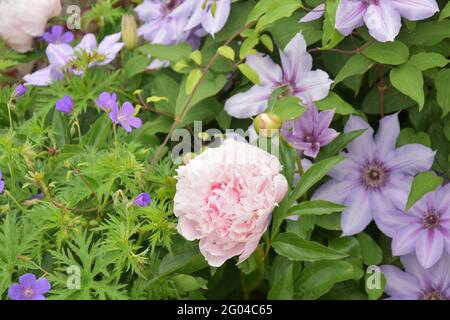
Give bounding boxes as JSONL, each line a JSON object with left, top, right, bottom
{"left": 390, "top": 63, "right": 424, "bottom": 109}
{"left": 409, "top": 52, "right": 449, "bottom": 71}
{"left": 287, "top": 200, "right": 346, "bottom": 217}
{"left": 316, "top": 92, "right": 358, "bottom": 115}
{"left": 406, "top": 171, "right": 443, "bottom": 210}
{"left": 238, "top": 63, "right": 260, "bottom": 85}
{"left": 356, "top": 233, "right": 383, "bottom": 266}
{"left": 185, "top": 69, "right": 202, "bottom": 95}
{"left": 435, "top": 69, "right": 450, "bottom": 116}
{"left": 334, "top": 54, "right": 374, "bottom": 85}
{"left": 217, "top": 45, "right": 235, "bottom": 61}
{"left": 363, "top": 41, "right": 409, "bottom": 65}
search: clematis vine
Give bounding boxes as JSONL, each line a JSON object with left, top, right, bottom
{"left": 43, "top": 25, "right": 74, "bottom": 44}
{"left": 185, "top": 0, "right": 231, "bottom": 36}
{"left": 224, "top": 32, "right": 332, "bottom": 119}
{"left": 335, "top": 0, "right": 439, "bottom": 42}
{"left": 381, "top": 253, "right": 450, "bottom": 300}
{"left": 23, "top": 33, "right": 124, "bottom": 86}
{"left": 312, "top": 113, "right": 435, "bottom": 236}
{"left": 281, "top": 102, "right": 338, "bottom": 158}
{"left": 375, "top": 184, "right": 450, "bottom": 268}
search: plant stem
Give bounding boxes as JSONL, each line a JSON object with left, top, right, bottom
{"left": 378, "top": 64, "right": 386, "bottom": 118}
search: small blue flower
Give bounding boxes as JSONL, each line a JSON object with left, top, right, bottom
{"left": 14, "top": 84, "right": 27, "bottom": 97}
{"left": 134, "top": 193, "right": 151, "bottom": 206}
{"left": 55, "top": 96, "right": 74, "bottom": 113}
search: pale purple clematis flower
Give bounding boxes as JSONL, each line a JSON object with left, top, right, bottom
{"left": 43, "top": 25, "right": 74, "bottom": 44}
{"left": 312, "top": 113, "right": 435, "bottom": 236}
{"left": 281, "top": 102, "right": 338, "bottom": 158}
{"left": 55, "top": 95, "right": 74, "bottom": 113}
{"left": 134, "top": 193, "right": 152, "bottom": 206}
{"left": 8, "top": 273, "right": 51, "bottom": 300}
{"left": 110, "top": 102, "right": 142, "bottom": 132}
{"left": 224, "top": 32, "right": 332, "bottom": 119}
{"left": 375, "top": 184, "right": 450, "bottom": 269}
{"left": 381, "top": 254, "right": 450, "bottom": 300}
{"left": 185, "top": 0, "right": 231, "bottom": 36}
{"left": 336, "top": 0, "right": 439, "bottom": 42}
{"left": 0, "top": 170, "right": 4, "bottom": 193}
{"left": 300, "top": 3, "right": 325, "bottom": 23}
{"left": 135, "top": 0, "right": 196, "bottom": 45}
{"left": 96, "top": 92, "right": 118, "bottom": 113}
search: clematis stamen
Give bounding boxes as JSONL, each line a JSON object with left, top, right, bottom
{"left": 423, "top": 211, "right": 440, "bottom": 229}
{"left": 421, "top": 289, "right": 446, "bottom": 300}
{"left": 361, "top": 161, "right": 389, "bottom": 189}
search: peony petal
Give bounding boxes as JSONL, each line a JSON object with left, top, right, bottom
{"left": 389, "top": 0, "right": 439, "bottom": 21}
{"left": 224, "top": 85, "right": 272, "bottom": 118}
{"left": 340, "top": 187, "right": 373, "bottom": 236}
{"left": 364, "top": 1, "right": 402, "bottom": 42}
{"left": 177, "top": 218, "right": 200, "bottom": 241}
{"left": 416, "top": 229, "right": 444, "bottom": 268}
{"left": 392, "top": 222, "right": 423, "bottom": 256}
{"left": 273, "top": 174, "right": 288, "bottom": 203}
{"left": 335, "top": 0, "right": 367, "bottom": 36}
{"left": 380, "top": 265, "right": 421, "bottom": 298}
{"left": 385, "top": 144, "right": 435, "bottom": 175}
{"left": 375, "top": 113, "right": 400, "bottom": 158}
{"left": 246, "top": 54, "right": 282, "bottom": 86}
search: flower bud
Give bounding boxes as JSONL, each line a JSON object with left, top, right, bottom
{"left": 253, "top": 112, "right": 282, "bottom": 137}
{"left": 121, "top": 14, "right": 138, "bottom": 49}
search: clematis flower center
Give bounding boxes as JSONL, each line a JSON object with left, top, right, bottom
{"left": 421, "top": 289, "right": 447, "bottom": 300}
{"left": 164, "top": 0, "right": 182, "bottom": 11}
{"left": 422, "top": 211, "right": 440, "bottom": 229}
{"left": 361, "top": 161, "right": 389, "bottom": 189}
{"left": 304, "top": 135, "right": 315, "bottom": 143}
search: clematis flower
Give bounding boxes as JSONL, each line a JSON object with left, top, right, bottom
{"left": 335, "top": 0, "right": 439, "bottom": 42}
{"left": 0, "top": 0, "right": 61, "bottom": 52}
{"left": 135, "top": 0, "right": 196, "bottom": 45}
{"left": 174, "top": 139, "right": 288, "bottom": 267}
{"left": 375, "top": 184, "right": 450, "bottom": 268}
{"left": 8, "top": 273, "right": 51, "bottom": 300}
{"left": 281, "top": 102, "right": 338, "bottom": 158}
{"left": 224, "top": 32, "right": 332, "bottom": 119}
{"left": 96, "top": 92, "right": 118, "bottom": 113}
{"left": 312, "top": 113, "right": 435, "bottom": 236}
{"left": 0, "top": 170, "right": 4, "bottom": 193}
{"left": 300, "top": 3, "right": 325, "bottom": 23}
{"left": 55, "top": 95, "right": 74, "bottom": 113}
{"left": 381, "top": 253, "right": 450, "bottom": 300}
{"left": 43, "top": 25, "right": 74, "bottom": 44}
{"left": 185, "top": 0, "right": 231, "bottom": 36}
{"left": 73, "top": 33, "right": 124, "bottom": 69}
{"left": 110, "top": 102, "right": 142, "bottom": 132}
{"left": 134, "top": 193, "right": 152, "bottom": 206}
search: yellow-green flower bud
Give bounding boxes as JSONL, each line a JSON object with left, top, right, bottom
{"left": 253, "top": 112, "right": 282, "bottom": 137}
{"left": 121, "top": 14, "right": 138, "bottom": 49}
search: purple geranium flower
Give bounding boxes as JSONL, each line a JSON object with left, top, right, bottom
{"left": 336, "top": 0, "right": 439, "bottom": 42}
{"left": 281, "top": 102, "right": 338, "bottom": 158}
{"left": 224, "top": 32, "right": 332, "bottom": 119}
{"left": 381, "top": 253, "right": 450, "bottom": 300}
{"left": 134, "top": 192, "right": 152, "bottom": 206}
{"left": 376, "top": 184, "right": 450, "bottom": 268}
{"left": 0, "top": 170, "right": 4, "bottom": 193}
{"left": 55, "top": 96, "right": 74, "bottom": 113}
{"left": 74, "top": 33, "right": 124, "bottom": 68}
{"left": 43, "top": 25, "right": 74, "bottom": 44}
{"left": 96, "top": 92, "right": 118, "bottom": 113}
{"left": 110, "top": 102, "right": 142, "bottom": 132}
{"left": 185, "top": 0, "right": 231, "bottom": 36}
{"left": 312, "top": 113, "right": 435, "bottom": 236}
{"left": 135, "top": 0, "right": 195, "bottom": 45}
{"left": 14, "top": 84, "right": 27, "bottom": 97}
{"left": 8, "top": 273, "right": 51, "bottom": 300}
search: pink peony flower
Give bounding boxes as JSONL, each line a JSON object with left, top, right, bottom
{"left": 0, "top": 0, "right": 61, "bottom": 52}
{"left": 174, "top": 139, "right": 288, "bottom": 267}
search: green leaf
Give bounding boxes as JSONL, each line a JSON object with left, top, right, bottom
{"left": 239, "top": 35, "right": 259, "bottom": 59}
{"left": 316, "top": 92, "right": 357, "bottom": 115}
{"left": 390, "top": 63, "right": 424, "bottom": 109}
{"left": 405, "top": 171, "right": 443, "bottom": 210}
{"left": 365, "top": 270, "right": 386, "bottom": 300}
{"left": 260, "top": 34, "right": 274, "bottom": 51}
{"left": 272, "top": 233, "right": 348, "bottom": 262}
{"left": 409, "top": 52, "right": 449, "bottom": 71}
{"left": 439, "top": 2, "right": 450, "bottom": 22}
{"left": 185, "top": 69, "right": 202, "bottom": 95}
{"left": 238, "top": 63, "right": 260, "bottom": 85}
{"left": 52, "top": 110, "right": 69, "bottom": 149}
{"left": 123, "top": 55, "right": 149, "bottom": 78}
{"left": 363, "top": 41, "right": 409, "bottom": 65}
{"left": 268, "top": 263, "right": 294, "bottom": 300}
{"left": 254, "top": 0, "right": 301, "bottom": 32}
{"left": 334, "top": 54, "right": 374, "bottom": 85}
{"left": 316, "top": 129, "right": 365, "bottom": 161}
{"left": 435, "top": 69, "right": 450, "bottom": 117}
{"left": 217, "top": 45, "right": 235, "bottom": 61}
{"left": 401, "top": 20, "right": 450, "bottom": 47}
{"left": 138, "top": 42, "right": 192, "bottom": 63}
{"left": 321, "top": 0, "right": 344, "bottom": 49}
{"left": 189, "top": 50, "right": 202, "bottom": 66}
{"left": 279, "top": 138, "right": 297, "bottom": 187}
{"left": 272, "top": 96, "right": 305, "bottom": 121}
{"left": 287, "top": 200, "right": 346, "bottom": 217}
{"left": 397, "top": 128, "right": 431, "bottom": 147}
{"left": 357, "top": 233, "right": 383, "bottom": 265}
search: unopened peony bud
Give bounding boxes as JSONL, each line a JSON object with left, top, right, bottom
{"left": 253, "top": 112, "right": 282, "bottom": 137}
{"left": 121, "top": 14, "right": 138, "bottom": 49}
